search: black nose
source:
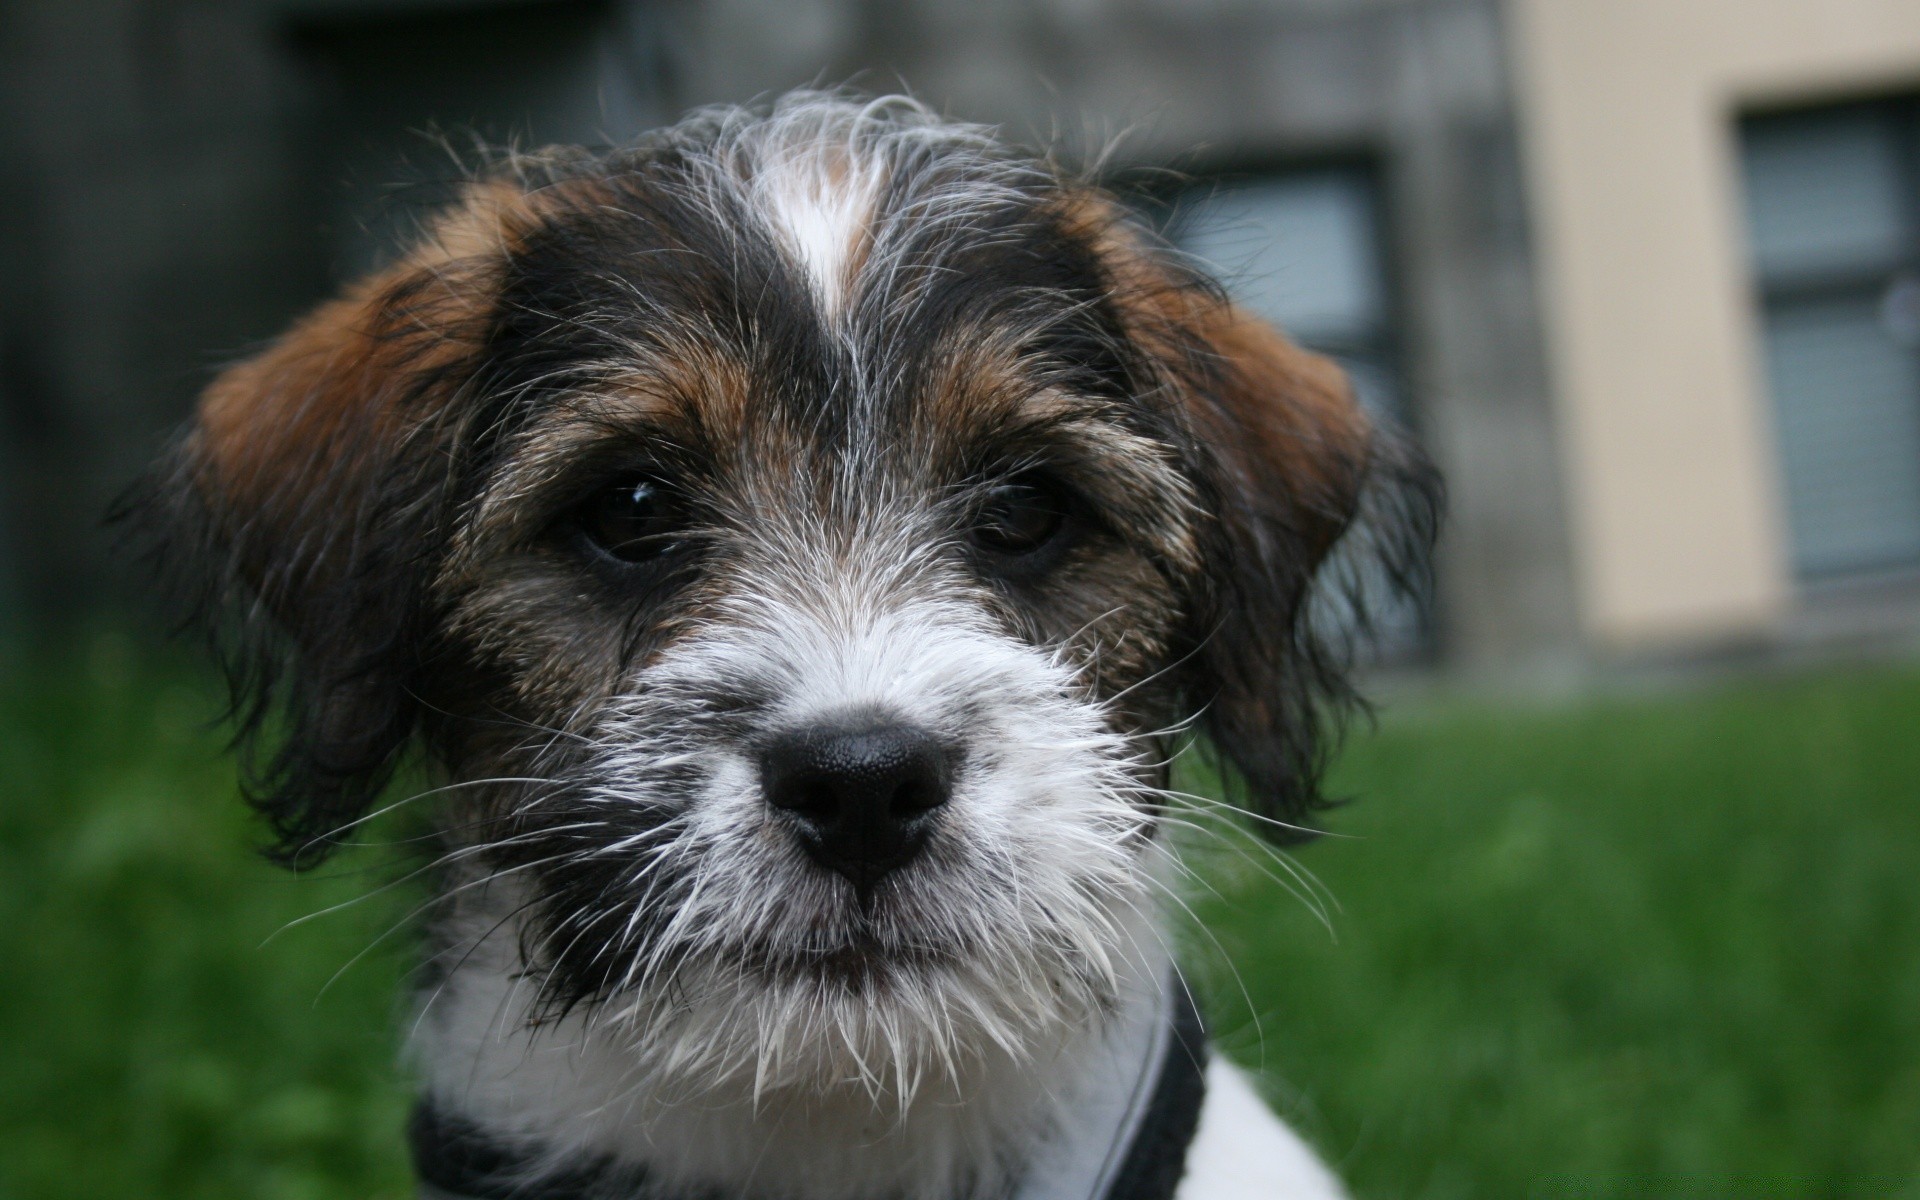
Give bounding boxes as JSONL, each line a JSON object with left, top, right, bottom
{"left": 761, "top": 723, "right": 953, "bottom": 893}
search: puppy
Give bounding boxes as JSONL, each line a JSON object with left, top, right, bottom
{"left": 137, "top": 93, "right": 1436, "bottom": 1200}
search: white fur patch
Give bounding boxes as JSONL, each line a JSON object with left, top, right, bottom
{"left": 752, "top": 146, "right": 882, "bottom": 317}
{"left": 685, "top": 93, "right": 1026, "bottom": 321}
{"left": 1177, "top": 1064, "right": 1349, "bottom": 1199}
{"left": 413, "top": 893, "right": 1171, "bottom": 1200}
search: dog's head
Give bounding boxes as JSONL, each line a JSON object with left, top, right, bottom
{"left": 142, "top": 95, "right": 1436, "bottom": 1100}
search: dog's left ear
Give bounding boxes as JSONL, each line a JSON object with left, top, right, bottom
{"left": 1177, "top": 303, "right": 1440, "bottom": 834}
{"left": 1073, "top": 196, "right": 1442, "bottom": 835}
{"left": 126, "top": 186, "right": 525, "bottom": 866}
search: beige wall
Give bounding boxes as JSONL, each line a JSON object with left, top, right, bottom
{"left": 1508, "top": 0, "right": 1920, "bottom": 649}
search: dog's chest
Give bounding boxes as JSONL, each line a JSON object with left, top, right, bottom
{"left": 404, "top": 949, "right": 1334, "bottom": 1200}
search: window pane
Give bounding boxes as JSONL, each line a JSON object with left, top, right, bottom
{"left": 1762, "top": 294, "right": 1920, "bottom": 576}
{"left": 1174, "top": 173, "right": 1384, "bottom": 348}
{"left": 1742, "top": 110, "right": 1906, "bottom": 280}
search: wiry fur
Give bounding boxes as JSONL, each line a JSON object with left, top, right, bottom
{"left": 126, "top": 91, "right": 1440, "bottom": 1199}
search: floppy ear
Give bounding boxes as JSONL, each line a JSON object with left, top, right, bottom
{"left": 128, "top": 191, "right": 519, "bottom": 867}
{"left": 1068, "top": 195, "right": 1441, "bottom": 835}
{"left": 1173, "top": 301, "right": 1440, "bottom": 836}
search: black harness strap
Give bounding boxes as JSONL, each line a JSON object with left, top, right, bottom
{"left": 410, "top": 1104, "right": 644, "bottom": 1200}
{"left": 1104, "top": 982, "right": 1208, "bottom": 1200}
{"left": 411, "top": 985, "right": 1207, "bottom": 1200}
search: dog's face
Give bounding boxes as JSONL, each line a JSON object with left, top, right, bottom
{"left": 146, "top": 97, "right": 1433, "bottom": 1101}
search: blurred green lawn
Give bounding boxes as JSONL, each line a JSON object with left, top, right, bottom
{"left": 2, "top": 637, "right": 1917, "bottom": 1199}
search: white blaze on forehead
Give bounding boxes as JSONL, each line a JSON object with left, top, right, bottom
{"left": 699, "top": 93, "right": 1023, "bottom": 322}
{"left": 751, "top": 143, "right": 884, "bottom": 319}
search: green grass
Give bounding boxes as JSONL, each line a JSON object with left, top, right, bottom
{"left": 2, "top": 637, "right": 1917, "bottom": 1198}
{"left": 0, "top": 639, "right": 415, "bottom": 1200}
{"left": 1187, "top": 669, "right": 1920, "bottom": 1199}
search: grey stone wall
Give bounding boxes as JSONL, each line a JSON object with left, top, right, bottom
{"left": 0, "top": 0, "right": 314, "bottom": 625}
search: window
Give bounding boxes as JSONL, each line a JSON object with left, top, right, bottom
{"left": 1741, "top": 100, "right": 1920, "bottom": 580}
{"left": 1166, "top": 165, "right": 1424, "bottom": 658}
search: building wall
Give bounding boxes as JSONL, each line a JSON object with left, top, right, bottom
{"left": 0, "top": 0, "right": 311, "bottom": 627}
{"left": 1508, "top": 0, "right": 1920, "bottom": 650}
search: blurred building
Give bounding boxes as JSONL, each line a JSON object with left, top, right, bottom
{"left": 3, "top": 0, "right": 1918, "bottom": 676}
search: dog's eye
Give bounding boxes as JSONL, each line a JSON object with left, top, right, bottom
{"left": 576, "top": 478, "right": 686, "bottom": 564}
{"left": 970, "top": 477, "right": 1070, "bottom": 557}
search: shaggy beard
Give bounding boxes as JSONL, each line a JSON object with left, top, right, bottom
{"left": 593, "top": 879, "right": 1160, "bottom": 1113}
{"left": 497, "top": 619, "right": 1170, "bottom": 1111}
{"left": 417, "top": 715, "right": 1172, "bottom": 1199}
{"left": 414, "top": 837, "right": 1169, "bottom": 1200}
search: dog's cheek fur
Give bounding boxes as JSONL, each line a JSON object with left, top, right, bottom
{"left": 978, "top": 538, "right": 1186, "bottom": 725}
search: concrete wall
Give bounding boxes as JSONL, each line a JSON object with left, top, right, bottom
{"left": 1508, "top": 0, "right": 1920, "bottom": 650}
{"left": 0, "top": 0, "right": 314, "bottom": 623}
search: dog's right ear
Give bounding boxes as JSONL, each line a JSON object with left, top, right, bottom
{"left": 1054, "top": 189, "right": 1441, "bottom": 838}
{"left": 128, "top": 187, "right": 524, "bottom": 867}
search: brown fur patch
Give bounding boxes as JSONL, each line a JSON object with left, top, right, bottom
{"left": 1055, "top": 190, "right": 1375, "bottom": 563}
{"left": 192, "top": 183, "right": 533, "bottom": 604}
